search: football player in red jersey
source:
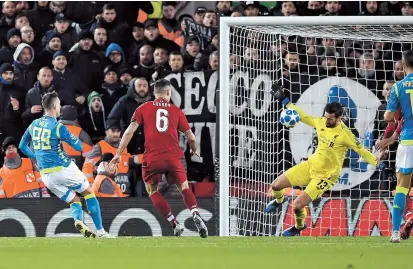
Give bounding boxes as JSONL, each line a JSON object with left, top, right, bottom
{"left": 110, "top": 79, "right": 208, "bottom": 238}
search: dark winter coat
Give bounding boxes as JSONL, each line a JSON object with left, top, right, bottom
{"left": 52, "top": 68, "right": 88, "bottom": 107}
{"left": 107, "top": 82, "right": 152, "bottom": 154}
{"left": 0, "top": 82, "right": 24, "bottom": 138}
{"left": 68, "top": 47, "right": 104, "bottom": 93}
{"left": 22, "top": 81, "right": 56, "bottom": 125}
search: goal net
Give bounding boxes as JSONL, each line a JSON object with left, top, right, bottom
{"left": 218, "top": 16, "right": 413, "bottom": 236}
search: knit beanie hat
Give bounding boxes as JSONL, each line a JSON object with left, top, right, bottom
{"left": 7, "top": 28, "right": 21, "bottom": 40}
{"left": 87, "top": 91, "right": 105, "bottom": 131}
{"left": 0, "top": 63, "right": 13, "bottom": 74}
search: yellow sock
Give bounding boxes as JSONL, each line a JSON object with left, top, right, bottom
{"left": 271, "top": 189, "right": 285, "bottom": 203}
{"left": 294, "top": 208, "right": 307, "bottom": 229}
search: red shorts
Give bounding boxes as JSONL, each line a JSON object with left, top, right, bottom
{"left": 142, "top": 159, "right": 187, "bottom": 185}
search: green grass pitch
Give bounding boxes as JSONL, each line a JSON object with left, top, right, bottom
{"left": 0, "top": 237, "right": 411, "bottom": 269}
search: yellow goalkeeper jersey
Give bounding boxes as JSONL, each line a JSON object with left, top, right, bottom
{"left": 287, "top": 104, "right": 378, "bottom": 181}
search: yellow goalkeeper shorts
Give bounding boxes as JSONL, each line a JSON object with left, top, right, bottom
{"left": 284, "top": 161, "right": 335, "bottom": 201}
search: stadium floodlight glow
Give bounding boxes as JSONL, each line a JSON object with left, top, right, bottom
{"left": 218, "top": 16, "right": 413, "bottom": 236}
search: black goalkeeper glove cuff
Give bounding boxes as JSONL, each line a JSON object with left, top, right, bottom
{"left": 271, "top": 84, "right": 290, "bottom": 107}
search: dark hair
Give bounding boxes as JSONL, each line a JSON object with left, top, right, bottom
{"left": 403, "top": 50, "right": 413, "bottom": 69}
{"left": 154, "top": 79, "right": 171, "bottom": 94}
{"left": 15, "top": 12, "right": 28, "bottom": 20}
{"left": 169, "top": 51, "right": 183, "bottom": 58}
{"left": 42, "top": 92, "right": 59, "bottom": 110}
{"left": 102, "top": 3, "right": 115, "bottom": 12}
{"left": 324, "top": 102, "right": 343, "bottom": 117}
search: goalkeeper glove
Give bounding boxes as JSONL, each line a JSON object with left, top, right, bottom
{"left": 271, "top": 84, "right": 290, "bottom": 107}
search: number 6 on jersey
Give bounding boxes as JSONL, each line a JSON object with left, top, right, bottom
{"left": 156, "top": 109, "right": 169, "bottom": 132}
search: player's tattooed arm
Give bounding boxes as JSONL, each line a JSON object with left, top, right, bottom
{"left": 184, "top": 129, "right": 200, "bottom": 157}
{"left": 116, "top": 121, "right": 140, "bottom": 156}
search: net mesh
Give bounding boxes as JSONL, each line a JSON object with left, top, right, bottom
{"left": 227, "top": 23, "right": 412, "bottom": 236}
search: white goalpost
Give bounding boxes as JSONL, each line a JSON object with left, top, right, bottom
{"left": 218, "top": 16, "right": 413, "bottom": 236}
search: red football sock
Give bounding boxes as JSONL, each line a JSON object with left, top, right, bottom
{"left": 404, "top": 195, "right": 413, "bottom": 215}
{"left": 181, "top": 188, "right": 199, "bottom": 215}
{"left": 150, "top": 192, "right": 176, "bottom": 227}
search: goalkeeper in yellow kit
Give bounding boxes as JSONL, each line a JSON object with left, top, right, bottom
{"left": 266, "top": 85, "right": 383, "bottom": 236}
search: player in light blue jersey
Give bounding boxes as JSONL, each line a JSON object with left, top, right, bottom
{"left": 19, "top": 92, "right": 114, "bottom": 238}
{"left": 385, "top": 50, "right": 413, "bottom": 243}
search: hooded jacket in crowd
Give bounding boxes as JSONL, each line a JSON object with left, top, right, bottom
{"left": 12, "top": 43, "right": 38, "bottom": 93}
{"left": 79, "top": 91, "right": 106, "bottom": 144}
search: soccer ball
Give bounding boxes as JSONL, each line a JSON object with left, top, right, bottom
{"left": 280, "top": 108, "right": 300, "bottom": 128}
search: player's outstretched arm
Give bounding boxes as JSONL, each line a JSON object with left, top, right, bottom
{"left": 19, "top": 126, "right": 36, "bottom": 160}
{"left": 343, "top": 126, "right": 379, "bottom": 166}
{"left": 271, "top": 83, "right": 317, "bottom": 128}
{"left": 113, "top": 121, "right": 139, "bottom": 161}
{"left": 57, "top": 123, "right": 82, "bottom": 152}
{"left": 184, "top": 129, "right": 200, "bottom": 157}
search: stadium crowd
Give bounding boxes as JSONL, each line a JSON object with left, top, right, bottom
{"left": 0, "top": 1, "right": 410, "bottom": 199}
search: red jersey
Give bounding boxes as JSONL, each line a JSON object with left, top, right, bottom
{"left": 132, "top": 98, "right": 191, "bottom": 161}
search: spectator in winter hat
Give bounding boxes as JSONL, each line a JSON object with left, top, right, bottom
{"left": 194, "top": 7, "right": 206, "bottom": 23}
{"left": 0, "top": 135, "right": 50, "bottom": 197}
{"left": 52, "top": 50, "right": 88, "bottom": 108}
{"left": 119, "top": 66, "right": 134, "bottom": 87}
{"left": 14, "top": 13, "right": 29, "bottom": 30}
{"left": 68, "top": 30, "right": 104, "bottom": 94}
{"left": 99, "top": 65, "right": 125, "bottom": 114}
{"left": 244, "top": 1, "right": 260, "bottom": 16}
{"left": 0, "top": 63, "right": 24, "bottom": 141}
{"left": 105, "top": 43, "right": 126, "bottom": 74}
{"left": 0, "top": 28, "right": 21, "bottom": 65}
{"left": 79, "top": 91, "right": 106, "bottom": 145}
{"left": 44, "top": 13, "right": 77, "bottom": 52}
{"left": 12, "top": 43, "right": 38, "bottom": 92}
{"left": 182, "top": 35, "right": 200, "bottom": 70}
{"left": 202, "top": 10, "right": 217, "bottom": 27}
{"left": 142, "top": 19, "right": 180, "bottom": 53}
{"left": 401, "top": 2, "right": 413, "bottom": 15}
{"left": 37, "top": 32, "right": 62, "bottom": 68}
{"left": 127, "top": 22, "right": 145, "bottom": 60}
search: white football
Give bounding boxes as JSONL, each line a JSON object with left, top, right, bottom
{"left": 280, "top": 108, "right": 300, "bottom": 128}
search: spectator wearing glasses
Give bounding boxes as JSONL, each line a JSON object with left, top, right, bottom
{"left": 20, "top": 25, "right": 39, "bottom": 53}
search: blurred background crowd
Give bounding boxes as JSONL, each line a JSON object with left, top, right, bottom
{"left": 0, "top": 1, "right": 410, "bottom": 199}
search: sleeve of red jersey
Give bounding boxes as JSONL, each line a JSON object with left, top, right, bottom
{"left": 178, "top": 110, "right": 191, "bottom": 133}
{"left": 132, "top": 106, "right": 143, "bottom": 125}
{"left": 395, "top": 118, "right": 404, "bottom": 136}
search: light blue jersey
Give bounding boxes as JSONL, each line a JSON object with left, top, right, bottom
{"left": 19, "top": 115, "right": 82, "bottom": 174}
{"left": 387, "top": 73, "right": 413, "bottom": 145}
